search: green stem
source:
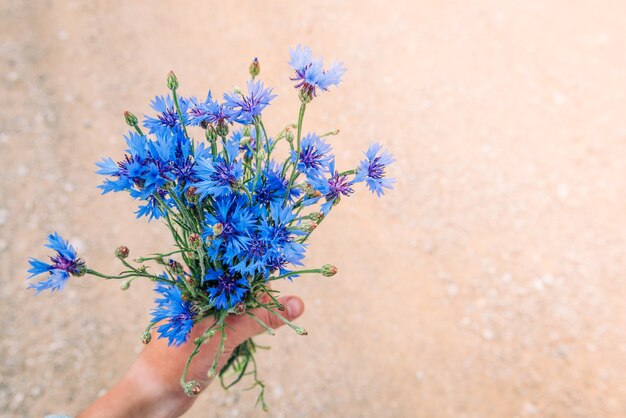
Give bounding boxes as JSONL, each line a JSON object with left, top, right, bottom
{"left": 172, "top": 89, "right": 189, "bottom": 139}
{"left": 180, "top": 321, "right": 221, "bottom": 390}
{"left": 209, "top": 321, "right": 228, "bottom": 377}
{"left": 320, "top": 129, "right": 339, "bottom": 137}
{"left": 246, "top": 312, "right": 275, "bottom": 335}
{"left": 132, "top": 124, "right": 144, "bottom": 135}
{"left": 258, "top": 119, "right": 271, "bottom": 165}
{"left": 135, "top": 250, "right": 182, "bottom": 262}
{"left": 284, "top": 103, "right": 307, "bottom": 203}
{"left": 252, "top": 297, "right": 307, "bottom": 335}
{"left": 268, "top": 268, "right": 323, "bottom": 281}
{"left": 85, "top": 269, "right": 135, "bottom": 280}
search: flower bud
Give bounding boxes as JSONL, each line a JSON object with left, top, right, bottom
{"left": 72, "top": 259, "right": 87, "bottom": 277}
{"left": 155, "top": 257, "right": 166, "bottom": 265}
{"left": 304, "top": 222, "right": 318, "bottom": 233}
{"left": 233, "top": 86, "right": 243, "bottom": 96}
{"left": 141, "top": 331, "right": 152, "bottom": 345}
{"left": 308, "top": 212, "right": 324, "bottom": 223}
{"left": 294, "top": 326, "right": 308, "bottom": 335}
{"left": 189, "top": 233, "right": 202, "bottom": 249}
{"left": 322, "top": 264, "right": 337, "bottom": 277}
{"left": 115, "top": 245, "right": 130, "bottom": 259}
{"left": 168, "top": 259, "right": 184, "bottom": 275}
{"left": 167, "top": 70, "right": 179, "bottom": 91}
{"left": 304, "top": 184, "right": 322, "bottom": 198}
{"left": 232, "top": 302, "right": 246, "bottom": 315}
{"left": 216, "top": 119, "right": 229, "bottom": 137}
{"left": 242, "top": 126, "right": 251, "bottom": 136}
{"left": 212, "top": 223, "right": 224, "bottom": 237}
{"left": 183, "top": 381, "right": 201, "bottom": 397}
{"left": 185, "top": 186, "right": 198, "bottom": 204}
{"left": 124, "top": 111, "right": 138, "bottom": 127}
{"left": 249, "top": 57, "right": 260, "bottom": 78}
{"left": 299, "top": 88, "right": 313, "bottom": 104}
{"left": 285, "top": 128, "right": 294, "bottom": 144}
{"left": 205, "top": 124, "right": 217, "bottom": 143}
{"left": 120, "top": 279, "right": 131, "bottom": 290}
{"left": 239, "top": 136, "right": 253, "bottom": 146}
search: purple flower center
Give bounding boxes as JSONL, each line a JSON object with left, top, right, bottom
{"left": 221, "top": 222, "right": 235, "bottom": 238}
{"left": 50, "top": 254, "right": 82, "bottom": 275}
{"left": 367, "top": 157, "right": 385, "bottom": 180}
{"left": 172, "top": 158, "right": 196, "bottom": 183}
{"left": 247, "top": 237, "right": 267, "bottom": 258}
{"left": 299, "top": 145, "right": 323, "bottom": 169}
{"left": 273, "top": 225, "right": 290, "bottom": 244}
{"left": 158, "top": 107, "right": 179, "bottom": 128}
{"left": 327, "top": 172, "right": 353, "bottom": 199}
{"left": 217, "top": 273, "right": 238, "bottom": 294}
{"left": 210, "top": 162, "right": 237, "bottom": 186}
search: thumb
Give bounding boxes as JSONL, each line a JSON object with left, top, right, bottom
{"left": 225, "top": 296, "right": 305, "bottom": 348}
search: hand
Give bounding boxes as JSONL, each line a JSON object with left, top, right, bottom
{"left": 78, "top": 295, "right": 305, "bottom": 418}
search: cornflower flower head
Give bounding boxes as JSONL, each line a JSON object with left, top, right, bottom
{"left": 289, "top": 45, "right": 346, "bottom": 99}
{"left": 203, "top": 268, "right": 249, "bottom": 310}
{"left": 310, "top": 158, "right": 355, "bottom": 214}
{"left": 28, "top": 233, "right": 85, "bottom": 294}
{"left": 223, "top": 79, "right": 276, "bottom": 124}
{"left": 203, "top": 195, "right": 257, "bottom": 262}
{"left": 259, "top": 203, "right": 306, "bottom": 269}
{"left": 188, "top": 92, "right": 238, "bottom": 127}
{"left": 143, "top": 95, "right": 189, "bottom": 138}
{"left": 253, "top": 162, "right": 299, "bottom": 207}
{"left": 232, "top": 231, "right": 272, "bottom": 276}
{"left": 151, "top": 280, "right": 196, "bottom": 346}
{"left": 357, "top": 143, "right": 396, "bottom": 197}
{"left": 193, "top": 141, "right": 243, "bottom": 199}
{"left": 291, "top": 133, "right": 333, "bottom": 179}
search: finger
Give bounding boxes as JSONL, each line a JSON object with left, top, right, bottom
{"left": 225, "top": 296, "right": 305, "bottom": 348}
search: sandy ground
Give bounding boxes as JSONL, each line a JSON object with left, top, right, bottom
{"left": 1, "top": 1, "right": 626, "bottom": 417}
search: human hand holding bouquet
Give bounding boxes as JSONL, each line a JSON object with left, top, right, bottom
{"left": 27, "top": 46, "right": 394, "bottom": 411}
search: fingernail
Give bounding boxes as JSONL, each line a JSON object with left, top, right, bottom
{"left": 286, "top": 298, "right": 304, "bottom": 318}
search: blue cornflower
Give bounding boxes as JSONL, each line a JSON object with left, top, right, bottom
{"left": 188, "top": 92, "right": 238, "bottom": 127}
{"left": 259, "top": 203, "right": 306, "bottom": 269}
{"left": 357, "top": 143, "right": 396, "bottom": 197}
{"left": 289, "top": 45, "right": 346, "bottom": 97}
{"left": 253, "top": 162, "right": 299, "bottom": 206}
{"left": 28, "top": 233, "right": 85, "bottom": 294}
{"left": 143, "top": 95, "right": 189, "bottom": 138}
{"left": 223, "top": 79, "right": 276, "bottom": 124}
{"left": 309, "top": 158, "right": 355, "bottom": 214}
{"left": 203, "top": 195, "right": 257, "bottom": 262}
{"left": 229, "top": 127, "right": 257, "bottom": 160}
{"left": 131, "top": 187, "right": 170, "bottom": 220}
{"left": 291, "top": 133, "right": 332, "bottom": 179}
{"left": 193, "top": 141, "right": 243, "bottom": 198}
{"left": 203, "top": 268, "right": 249, "bottom": 310}
{"left": 150, "top": 281, "right": 196, "bottom": 346}
{"left": 231, "top": 230, "right": 273, "bottom": 277}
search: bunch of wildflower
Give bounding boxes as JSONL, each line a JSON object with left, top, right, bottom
{"left": 27, "top": 45, "right": 394, "bottom": 410}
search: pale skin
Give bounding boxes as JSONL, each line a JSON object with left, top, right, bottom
{"left": 78, "top": 295, "right": 305, "bottom": 418}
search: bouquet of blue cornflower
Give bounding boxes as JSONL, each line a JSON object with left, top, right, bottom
{"left": 27, "top": 46, "right": 394, "bottom": 408}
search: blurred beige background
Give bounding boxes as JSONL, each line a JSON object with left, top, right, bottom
{"left": 2, "top": 1, "right": 626, "bottom": 417}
